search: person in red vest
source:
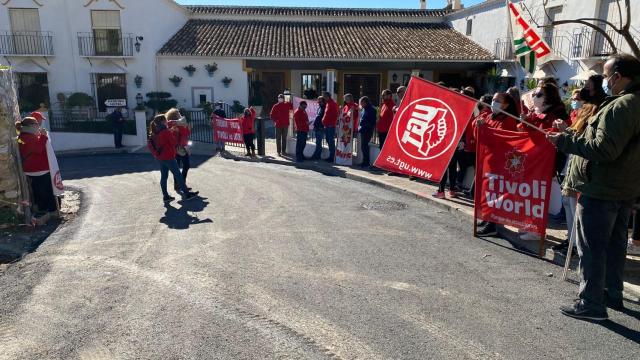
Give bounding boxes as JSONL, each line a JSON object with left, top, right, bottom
{"left": 321, "top": 91, "right": 339, "bottom": 162}
{"left": 241, "top": 107, "right": 257, "bottom": 156}
{"left": 166, "top": 108, "right": 192, "bottom": 192}
{"left": 294, "top": 101, "right": 309, "bottom": 162}
{"left": 377, "top": 89, "right": 395, "bottom": 149}
{"left": 147, "top": 114, "right": 198, "bottom": 202}
{"left": 16, "top": 117, "right": 58, "bottom": 217}
{"left": 269, "top": 94, "right": 293, "bottom": 156}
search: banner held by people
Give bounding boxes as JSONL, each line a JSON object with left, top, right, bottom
{"left": 474, "top": 126, "right": 556, "bottom": 248}
{"left": 211, "top": 115, "right": 243, "bottom": 145}
{"left": 507, "top": 0, "right": 553, "bottom": 74}
{"left": 293, "top": 96, "right": 319, "bottom": 130}
{"left": 374, "top": 77, "right": 478, "bottom": 182}
{"left": 335, "top": 103, "right": 356, "bottom": 165}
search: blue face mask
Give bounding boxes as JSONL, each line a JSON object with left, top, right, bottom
{"left": 602, "top": 77, "right": 612, "bottom": 96}
{"left": 571, "top": 100, "right": 582, "bottom": 110}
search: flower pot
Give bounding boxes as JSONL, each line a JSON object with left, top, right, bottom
{"left": 207, "top": 71, "right": 214, "bottom": 77}
{"left": 223, "top": 83, "right": 230, "bottom": 88}
{"left": 172, "top": 81, "right": 180, "bottom": 87}
{"left": 187, "top": 71, "right": 195, "bottom": 77}
{"left": 135, "top": 82, "right": 142, "bottom": 89}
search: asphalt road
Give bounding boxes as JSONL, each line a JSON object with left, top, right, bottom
{"left": 0, "top": 154, "right": 638, "bottom": 359}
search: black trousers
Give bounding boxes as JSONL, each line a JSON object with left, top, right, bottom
{"left": 632, "top": 206, "right": 640, "bottom": 240}
{"left": 113, "top": 124, "right": 123, "bottom": 147}
{"left": 243, "top": 133, "right": 255, "bottom": 153}
{"left": 378, "top": 131, "right": 387, "bottom": 149}
{"left": 439, "top": 150, "right": 461, "bottom": 192}
{"left": 360, "top": 130, "right": 373, "bottom": 166}
{"left": 175, "top": 153, "right": 191, "bottom": 185}
{"left": 296, "top": 131, "right": 308, "bottom": 161}
{"left": 457, "top": 151, "right": 476, "bottom": 187}
{"left": 28, "top": 174, "right": 57, "bottom": 213}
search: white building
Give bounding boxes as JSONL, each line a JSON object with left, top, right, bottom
{"left": 1, "top": 0, "right": 638, "bottom": 150}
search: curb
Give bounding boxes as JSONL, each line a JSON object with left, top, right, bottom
{"left": 220, "top": 151, "right": 640, "bottom": 302}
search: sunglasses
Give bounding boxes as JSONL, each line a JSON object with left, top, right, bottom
{"left": 533, "top": 92, "right": 544, "bottom": 98}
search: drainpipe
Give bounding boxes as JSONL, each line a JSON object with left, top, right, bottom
{"left": 63, "top": 0, "right": 79, "bottom": 91}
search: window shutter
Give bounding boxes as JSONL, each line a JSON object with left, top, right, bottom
{"left": 91, "top": 10, "right": 121, "bottom": 29}
{"left": 9, "top": 8, "right": 41, "bottom": 33}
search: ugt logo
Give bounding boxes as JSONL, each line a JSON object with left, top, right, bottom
{"left": 395, "top": 98, "right": 458, "bottom": 160}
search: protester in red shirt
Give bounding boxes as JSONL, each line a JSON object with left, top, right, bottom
{"left": 294, "top": 101, "right": 310, "bottom": 162}
{"left": 148, "top": 114, "right": 198, "bottom": 202}
{"left": 270, "top": 94, "right": 293, "bottom": 156}
{"left": 519, "top": 83, "right": 569, "bottom": 133}
{"left": 377, "top": 89, "right": 395, "bottom": 148}
{"left": 16, "top": 117, "right": 58, "bottom": 216}
{"left": 166, "top": 108, "right": 193, "bottom": 191}
{"left": 321, "top": 92, "right": 339, "bottom": 162}
{"left": 240, "top": 107, "right": 257, "bottom": 156}
{"left": 568, "top": 89, "right": 583, "bottom": 126}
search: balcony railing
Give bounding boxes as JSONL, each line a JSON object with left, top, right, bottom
{"left": 77, "top": 32, "right": 134, "bottom": 57}
{"left": 571, "top": 27, "right": 624, "bottom": 59}
{"left": 0, "top": 31, "right": 54, "bottom": 56}
{"left": 494, "top": 38, "right": 514, "bottom": 61}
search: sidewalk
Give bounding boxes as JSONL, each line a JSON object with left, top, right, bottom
{"left": 221, "top": 138, "right": 640, "bottom": 301}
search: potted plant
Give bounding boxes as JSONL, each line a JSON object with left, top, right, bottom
{"left": 222, "top": 76, "right": 232, "bottom": 88}
{"left": 204, "top": 63, "right": 218, "bottom": 77}
{"left": 230, "top": 100, "right": 245, "bottom": 116}
{"left": 134, "top": 75, "right": 143, "bottom": 88}
{"left": 183, "top": 64, "right": 196, "bottom": 77}
{"left": 169, "top": 75, "right": 182, "bottom": 87}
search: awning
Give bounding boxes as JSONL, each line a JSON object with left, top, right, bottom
{"left": 499, "top": 63, "right": 518, "bottom": 77}
{"left": 570, "top": 69, "right": 599, "bottom": 81}
{"left": 532, "top": 67, "right": 554, "bottom": 79}
{"left": 89, "top": 60, "right": 126, "bottom": 74}
{"left": 11, "top": 59, "right": 47, "bottom": 73}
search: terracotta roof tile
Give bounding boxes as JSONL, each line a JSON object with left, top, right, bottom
{"left": 158, "top": 19, "right": 494, "bottom": 61}
{"left": 186, "top": 5, "right": 450, "bottom": 18}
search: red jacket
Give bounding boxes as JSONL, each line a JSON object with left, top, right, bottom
{"left": 464, "top": 109, "right": 490, "bottom": 153}
{"left": 150, "top": 128, "right": 178, "bottom": 160}
{"left": 568, "top": 109, "right": 578, "bottom": 127}
{"left": 241, "top": 108, "right": 256, "bottom": 134}
{"left": 294, "top": 108, "right": 309, "bottom": 132}
{"left": 377, "top": 98, "right": 396, "bottom": 132}
{"left": 18, "top": 132, "right": 49, "bottom": 173}
{"left": 168, "top": 121, "right": 191, "bottom": 147}
{"left": 322, "top": 98, "right": 339, "bottom": 128}
{"left": 519, "top": 111, "right": 566, "bottom": 133}
{"left": 270, "top": 102, "right": 292, "bottom": 128}
{"left": 484, "top": 112, "right": 518, "bottom": 132}
{"left": 342, "top": 102, "right": 359, "bottom": 131}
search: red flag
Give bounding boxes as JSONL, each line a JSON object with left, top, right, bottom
{"left": 373, "top": 77, "right": 477, "bottom": 181}
{"left": 212, "top": 115, "right": 243, "bottom": 145}
{"left": 474, "top": 126, "right": 556, "bottom": 235}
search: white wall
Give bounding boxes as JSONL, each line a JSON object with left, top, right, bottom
{"left": 157, "top": 57, "right": 248, "bottom": 109}
{"left": 0, "top": 0, "right": 188, "bottom": 110}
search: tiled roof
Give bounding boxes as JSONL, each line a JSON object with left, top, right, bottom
{"left": 186, "top": 5, "right": 451, "bottom": 18}
{"left": 158, "top": 20, "right": 494, "bottom": 61}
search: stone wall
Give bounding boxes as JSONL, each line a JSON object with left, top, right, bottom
{"left": 0, "top": 69, "right": 30, "bottom": 224}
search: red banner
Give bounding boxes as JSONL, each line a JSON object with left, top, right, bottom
{"left": 474, "top": 126, "right": 556, "bottom": 235}
{"left": 373, "top": 77, "right": 477, "bottom": 181}
{"left": 212, "top": 115, "right": 243, "bottom": 144}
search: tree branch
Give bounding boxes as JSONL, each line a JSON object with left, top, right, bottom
{"left": 623, "top": 0, "right": 631, "bottom": 31}
{"left": 550, "top": 19, "right": 618, "bottom": 54}
{"left": 616, "top": 0, "right": 623, "bottom": 29}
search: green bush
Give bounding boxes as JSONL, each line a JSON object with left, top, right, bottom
{"left": 66, "top": 92, "right": 94, "bottom": 108}
{"left": 52, "top": 120, "right": 136, "bottom": 135}
{"left": 145, "top": 92, "right": 177, "bottom": 113}
{"left": 231, "top": 100, "right": 245, "bottom": 114}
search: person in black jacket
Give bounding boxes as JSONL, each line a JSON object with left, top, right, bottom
{"left": 310, "top": 96, "right": 326, "bottom": 160}
{"left": 358, "top": 96, "right": 376, "bottom": 168}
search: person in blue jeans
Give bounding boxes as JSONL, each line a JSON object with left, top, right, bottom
{"left": 321, "top": 92, "right": 339, "bottom": 162}
{"left": 310, "top": 96, "right": 325, "bottom": 160}
{"left": 147, "top": 114, "right": 199, "bottom": 202}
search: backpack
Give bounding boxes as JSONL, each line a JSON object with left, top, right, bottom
{"left": 147, "top": 133, "right": 162, "bottom": 158}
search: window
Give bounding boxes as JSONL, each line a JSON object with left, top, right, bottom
{"left": 544, "top": 6, "right": 562, "bottom": 46}
{"left": 91, "top": 10, "right": 122, "bottom": 56}
{"left": 16, "top": 73, "right": 49, "bottom": 112}
{"left": 9, "top": 8, "right": 41, "bottom": 53}
{"left": 301, "top": 73, "right": 322, "bottom": 99}
{"left": 191, "top": 87, "right": 213, "bottom": 108}
{"left": 465, "top": 19, "right": 473, "bottom": 36}
{"left": 93, "top": 73, "right": 126, "bottom": 112}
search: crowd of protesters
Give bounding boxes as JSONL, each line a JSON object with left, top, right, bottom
{"left": 260, "top": 54, "right": 640, "bottom": 321}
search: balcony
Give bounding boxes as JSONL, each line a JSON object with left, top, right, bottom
{"left": 571, "top": 27, "right": 624, "bottom": 59}
{"left": 494, "top": 38, "right": 514, "bottom": 61}
{"left": 0, "top": 31, "right": 54, "bottom": 56}
{"left": 77, "top": 32, "right": 134, "bottom": 57}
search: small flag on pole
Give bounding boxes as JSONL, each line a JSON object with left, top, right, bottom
{"left": 507, "top": 0, "right": 553, "bottom": 74}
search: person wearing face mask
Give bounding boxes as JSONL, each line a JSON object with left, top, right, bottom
{"left": 459, "top": 94, "right": 493, "bottom": 199}
{"left": 548, "top": 54, "right": 640, "bottom": 321}
{"left": 293, "top": 101, "right": 309, "bottom": 162}
{"left": 377, "top": 89, "right": 395, "bottom": 149}
{"left": 358, "top": 96, "right": 376, "bottom": 168}
{"left": 580, "top": 74, "right": 607, "bottom": 108}
{"left": 520, "top": 82, "right": 569, "bottom": 132}
{"left": 568, "top": 89, "right": 583, "bottom": 126}
{"left": 270, "top": 94, "right": 293, "bottom": 156}
{"left": 474, "top": 92, "right": 520, "bottom": 237}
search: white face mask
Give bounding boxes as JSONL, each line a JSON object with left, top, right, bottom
{"left": 278, "top": 98, "right": 284, "bottom": 103}
{"left": 533, "top": 96, "right": 545, "bottom": 112}
{"left": 491, "top": 101, "right": 502, "bottom": 114}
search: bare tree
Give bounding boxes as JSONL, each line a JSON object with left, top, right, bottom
{"left": 540, "top": 0, "right": 639, "bottom": 59}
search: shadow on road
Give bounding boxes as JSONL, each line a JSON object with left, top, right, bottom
{"left": 599, "top": 317, "right": 640, "bottom": 344}
{"left": 159, "top": 196, "right": 213, "bottom": 229}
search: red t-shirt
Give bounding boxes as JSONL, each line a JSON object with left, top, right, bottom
{"left": 377, "top": 98, "right": 396, "bottom": 132}
{"left": 270, "top": 102, "right": 293, "bottom": 128}
{"left": 294, "top": 108, "right": 309, "bottom": 132}
{"left": 18, "top": 132, "right": 49, "bottom": 173}
{"left": 150, "top": 128, "right": 179, "bottom": 160}
{"left": 484, "top": 112, "right": 519, "bottom": 132}
{"left": 241, "top": 108, "right": 256, "bottom": 134}
{"left": 322, "top": 98, "right": 339, "bottom": 128}
{"left": 168, "top": 120, "right": 191, "bottom": 147}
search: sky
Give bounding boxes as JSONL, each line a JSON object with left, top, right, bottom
{"left": 175, "top": 0, "right": 486, "bottom": 9}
